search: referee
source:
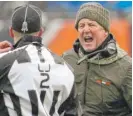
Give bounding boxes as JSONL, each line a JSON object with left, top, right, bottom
{"left": 0, "top": 4, "right": 81, "bottom": 116}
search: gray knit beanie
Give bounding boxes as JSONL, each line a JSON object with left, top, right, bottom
{"left": 75, "top": 2, "right": 110, "bottom": 31}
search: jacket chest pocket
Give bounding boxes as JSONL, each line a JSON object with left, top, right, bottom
{"left": 75, "top": 73, "right": 86, "bottom": 103}
{"left": 87, "top": 77, "right": 122, "bottom": 103}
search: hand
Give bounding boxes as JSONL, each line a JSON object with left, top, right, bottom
{"left": 0, "top": 41, "right": 12, "bottom": 53}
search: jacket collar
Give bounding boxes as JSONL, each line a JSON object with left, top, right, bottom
{"left": 13, "top": 35, "right": 42, "bottom": 49}
{"left": 87, "top": 45, "right": 127, "bottom": 65}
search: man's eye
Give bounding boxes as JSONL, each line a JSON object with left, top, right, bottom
{"left": 89, "top": 24, "right": 95, "bottom": 26}
{"left": 79, "top": 25, "right": 84, "bottom": 28}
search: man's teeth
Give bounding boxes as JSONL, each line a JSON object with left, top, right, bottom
{"left": 85, "top": 37, "right": 93, "bottom": 42}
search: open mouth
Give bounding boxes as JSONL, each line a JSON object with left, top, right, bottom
{"left": 84, "top": 37, "right": 93, "bottom": 42}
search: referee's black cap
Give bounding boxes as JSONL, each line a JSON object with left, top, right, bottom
{"left": 11, "top": 4, "right": 42, "bottom": 34}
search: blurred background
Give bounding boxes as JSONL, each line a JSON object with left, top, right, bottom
{"left": 0, "top": 1, "right": 132, "bottom": 56}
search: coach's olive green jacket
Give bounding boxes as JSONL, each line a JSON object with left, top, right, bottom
{"left": 63, "top": 43, "right": 132, "bottom": 116}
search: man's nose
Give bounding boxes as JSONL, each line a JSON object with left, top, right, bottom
{"left": 83, "top": 25, "right": 91, "bottom": 32}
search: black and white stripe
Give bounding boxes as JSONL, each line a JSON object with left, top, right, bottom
{"left": 0, "top": 43, "right": 77, "bottom": 116}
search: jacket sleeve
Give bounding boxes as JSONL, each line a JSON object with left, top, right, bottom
{"left": 58, "top": 84, "right": 82, "bottom": 116}
{"left": 121, "top": 64, "right": 132, "bottom": 110}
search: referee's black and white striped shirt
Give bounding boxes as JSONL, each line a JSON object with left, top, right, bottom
{"left": 0, "top": 36, "right": 79, "bottom": 116}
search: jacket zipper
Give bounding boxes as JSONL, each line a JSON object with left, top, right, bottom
{"left": 83, "top": 62, "right": 89, "bottom": 104}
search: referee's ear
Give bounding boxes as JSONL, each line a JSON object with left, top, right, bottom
{"left": 38, "top": 28, "right": 44, "bottom": 37}
{"left": 9, "top": 27, "right": 14, "bottom": 38}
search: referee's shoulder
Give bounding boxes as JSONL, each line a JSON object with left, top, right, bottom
{"left": 0, "top": 46, "right": 29, "bottom": 69}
